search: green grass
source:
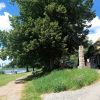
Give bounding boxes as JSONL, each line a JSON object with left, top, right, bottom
{"left": 0, "top": 73, "right": 28, "bottom": 86}
{"left": 22, "top": 69, "right": 99, "bottom": 100}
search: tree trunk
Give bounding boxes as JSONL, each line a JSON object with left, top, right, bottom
{"left": 43, "top": 59, "right": 54, "bottom": 72}
{"left": 33, "top": 67, "right": 34, "bottom": 72}
{"left": 50, "top": 58, "right": 54, "bottom": 70}
{"left": 43, "top": 62, "right": 49, "bottom": 72}
{"left": 26, "top": 66, "right": 29, "bottom": 72}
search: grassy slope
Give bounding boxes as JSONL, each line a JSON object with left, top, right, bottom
{"left": 0, "top": 73, "right": 27, "bottom": 86}
{"left": 22, "top": 69, "right": 99, "bottom": 100}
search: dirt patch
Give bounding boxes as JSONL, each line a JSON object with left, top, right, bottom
{"left": 0, "top": 81, "right": 24, "bottom": 100}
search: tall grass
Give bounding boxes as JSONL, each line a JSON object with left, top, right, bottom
{"left": 22, "top": 69, "right": 99, "bottom": 100}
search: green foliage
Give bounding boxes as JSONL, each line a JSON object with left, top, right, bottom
{"left": 0, "top": 30, "right": 8, "bottom": 47}
{"left": 33, "top": 16, "right": 65, "bottom": 69}
{"left": 3, "top": 0, "right": 95, "bottom": 70}
{"left": 22, "top": 69, "right": 98, "bottom": 100}
{"left": 70, "top": 54, "right": 78, "bottom": 67}
{"left": 0, "top": 30, "right": 9, "bottom": 60}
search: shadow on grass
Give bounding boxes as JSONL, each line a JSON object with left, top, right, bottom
{"left": 15, "top": 70, "right": 51, "bottom": 84}
{"left": 15, "top": 68, "right": 70, "bottom": 84}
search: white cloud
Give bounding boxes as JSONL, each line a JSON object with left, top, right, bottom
{"left": 0, "top": 2, "right": 6, "bottom": 10}
{"left": 0, "top": 12, "right": 12, "bottom": 31}
{"left": 0, "top": 58, "right": 11, "bottom": 67}
{"left": 88, "top": 16, "right": 100, "bottom": 43}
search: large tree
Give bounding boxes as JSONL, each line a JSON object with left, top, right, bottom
{"left": 6, "top": 0, "right": 95, "bottom": 70}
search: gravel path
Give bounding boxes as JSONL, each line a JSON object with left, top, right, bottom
{"left": 0, "top": 80, "right": 24, "bottom": 100}
{"left": 42, "top": 81, "right": 100, "bottom": 100}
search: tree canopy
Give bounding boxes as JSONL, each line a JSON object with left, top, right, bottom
{"left": 0, "top": 0, "right": 95, "bottom": 71}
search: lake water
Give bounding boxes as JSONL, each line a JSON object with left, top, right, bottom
{"left": 2, "top": 68, "right": 26, "bottom": 74}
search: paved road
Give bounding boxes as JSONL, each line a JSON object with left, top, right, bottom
{"left": 42, "top": 81, "right": 100, "bottom": 100}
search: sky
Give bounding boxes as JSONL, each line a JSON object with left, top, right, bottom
{"left": 88, "top": 0, "right": 100, "bottom": 42}
{"left": 0, "top": 0, "right": 100, "bottom": 65}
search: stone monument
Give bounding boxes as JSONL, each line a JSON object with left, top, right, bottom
{"left": 78, "top": 45, "right": 85, "bottom": 68}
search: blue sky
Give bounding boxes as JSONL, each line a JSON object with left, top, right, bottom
{"left": 88, "top": 0, "right": 100, "bottom": 42}
{"left": 0, "top": 0, "right": 100, "bottom": 65}
{"left": 0, "top": 0, "right": 19, "bottom": 15}
{"left": 93, "top": 0, "right": 100, "bottom": 17}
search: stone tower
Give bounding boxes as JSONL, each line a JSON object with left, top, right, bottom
{"left": 78, "top": 45, "right": 85, "bottom": 68}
